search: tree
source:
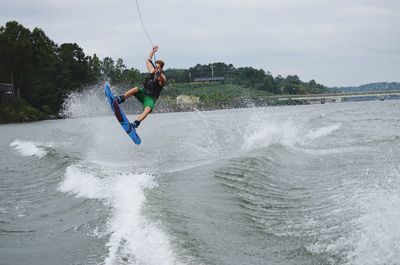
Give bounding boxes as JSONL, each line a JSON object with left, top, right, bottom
{"left": 282, "top": 75, "right": 301, "bottom": 94}
{"left": 305, "top": 79, "right": 325, "bottom": 94}
{"left": 0, "top": 21, "right": 35, "bottom": 98}
{"left": 112, "top": 58, "right": 126, "bottom": 83}
{"left": 88, "top": 53, "right": 102, "bottom": 82}
{"left": 28, "top": 27, "right": 59, "bottom": 111}
{"left": 232, "top": 67, "right": 266, "bottom": 87}
{"left": 261, "top": 73, "right": 278, "bottom": 93}
{"left": 57, "top": 43, "right": 89, "bottom": 86}
{"left": 164, "top": 68, "right": 190, "bottom": 83}
{"left": 120, "top": 68, "right": 142, "bottom": 85}
{"left": 102, "top": 57, "right": 114, "bottom": 77}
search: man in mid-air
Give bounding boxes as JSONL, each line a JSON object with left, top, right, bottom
{"left": 116, "top": 45, "right": 166, "bottom": 129}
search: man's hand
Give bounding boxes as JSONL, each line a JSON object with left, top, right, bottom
{"left": 154, "top": 69, "right": 161, "bottom": 78}
{"left": 149, "top": 45, "right": 158, "bottom": 60}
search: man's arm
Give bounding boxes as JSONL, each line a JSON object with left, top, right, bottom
{"left": 158, "top": 73, "right": 167, "bottom": 87}
{"left": 146, "top": 46, "right": 158, "bottom": 73}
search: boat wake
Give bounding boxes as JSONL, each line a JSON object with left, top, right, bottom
{"left": 59, "top": 163, "right": 183, "bottom": 265}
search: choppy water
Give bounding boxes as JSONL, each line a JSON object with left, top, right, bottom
{"left": 1, "top": 94, "right": 400, "bottom": 265}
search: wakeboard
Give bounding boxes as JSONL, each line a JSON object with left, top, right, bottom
{"left": 104, "top": 83, "right": 141, "bottom": 145}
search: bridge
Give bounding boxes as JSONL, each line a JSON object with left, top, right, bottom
{"left": 193, "top": 77, "right": 225, "bottom": 82}
{"left": 269, "top": 90, "right": 400, "bottom": 104}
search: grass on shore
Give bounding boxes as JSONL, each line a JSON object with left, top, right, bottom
{"left": 0, "top": 99, "right": 46, "bottom": 124}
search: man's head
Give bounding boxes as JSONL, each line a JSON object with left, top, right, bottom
{"left": 155, "top": 60, "right": 165, "bottom": 70}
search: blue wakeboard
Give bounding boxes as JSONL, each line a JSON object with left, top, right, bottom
{"left": 104, "top": 83, "right": 141, "bottom": 145}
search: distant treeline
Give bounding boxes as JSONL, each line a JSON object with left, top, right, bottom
{"left": 0, "top": 20, "right": 327, "bottom": 116}
{"left": 332, "top": 82, "right": 400, "bottom": 93}
{"left": 165, "top": 63, "right": 327, "bottom": 95}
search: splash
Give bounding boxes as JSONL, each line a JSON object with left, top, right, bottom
{"left": 61, "top": 84, "right": 110, "bottom": 119}
{"left": 242, "top": 118, "right": 299, "bottom": 150}
{"left": 242, "top": 108, "right": 342, "bottom": 152}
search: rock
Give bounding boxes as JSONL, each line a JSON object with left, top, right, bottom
{"left": 176, "top": 95, "right": 200, "bottom": 107}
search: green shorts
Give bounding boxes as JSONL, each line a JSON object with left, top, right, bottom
{"left": 134, "top": 89, "right": 156, "bottom": 112}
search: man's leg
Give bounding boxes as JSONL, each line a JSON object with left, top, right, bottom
{"left": 124, "top": 87, "right": 139, "bottom": 100}
{"left": 136, "top": 106, "right": 152, "bottom": 122}
{"left": 116, "top": 87, "right": 139, "bottom": 104}
{"left": 132, "top": 106, "right": 152, "bottom": 128}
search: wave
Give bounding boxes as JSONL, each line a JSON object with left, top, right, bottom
{"left": 243, "top": 119, "right": 299, "bottom": 150}
{"left": 10, "top": 140, "right": 53, "bottom": 158}
{"left": 58, "top": 164, "right": 183, "bottom": 265}
{"left": 305, "top": 165, "right": 400, "bottom": 265}
{"left": 214, "top": 146, "right": 400, "bottom": 264}
{"left": 306, "top": 188, "right": 400, "bottom": 265}
{"left": 304, "top": 123, "right": 341, "bottom": 141}
{"left": 242, "top": 113, "right": 342, "bottom": 152}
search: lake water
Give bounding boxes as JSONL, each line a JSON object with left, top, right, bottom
{"left": 1, "top": 98, "right": 400, "bottom": 265}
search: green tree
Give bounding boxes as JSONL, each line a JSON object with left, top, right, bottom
{"left": 88, "top": 53, "right": 102, "bottom": 82}
{"left": 164, "top": 68, "right": 190, "bottom": 83}
{"left": 112, "top": 58, "right": 126, "bottom": 83}
{"left": 283, "top": 75, "right": 301, "bottom": 94}
{"left": 232, "top": 67, "right": 266, "bottom": 87}
{"left": 28, "top": 27, "right": 59, "bottom": 112}
{"left": 305, "top": 79, "right": 325, "bottom": 94}
{"left": 0, "top": 21, "right": 34, "bottom": 98}
{"left": 102, "top": 57, "right": 114, "bottom": 77}
{"left": 120, "top": 68, "right": 142, "bottom": 86}
{"left": 261, "top": 72, "right": 278, "bottom": 93}
{"left": 57, "top": 43, "right": 89, "bottom": 86}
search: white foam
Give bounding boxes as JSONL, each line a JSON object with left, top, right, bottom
{"left": 58, "top": 165, "right": 109, "bottom": 199}
{"left": 347, "top": 191, "right": 400, "bottom": 265}
{"left": 59, "top": 164, "right": 182, "bottom": 265}
{"left": 304, "top": 123, "right": 341, "bottom": 140}
{"left": 241, "top": 109, "right": 344, "bottom": 153}
{"left": 10, "top": 140, "right": 49, "bottom": 158}
{"left": 295, "top": 146, "right": 368, "bottom": 156}
{"left": 243, "top": 118, "right": 299, "bottom": 150}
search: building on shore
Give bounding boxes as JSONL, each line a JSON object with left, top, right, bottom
{"left": 0, "top": 83, "right": 14, "bottom": 104}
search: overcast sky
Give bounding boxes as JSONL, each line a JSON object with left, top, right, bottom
{"left": 1, "top": 0, "right": 399, "bottom": 86}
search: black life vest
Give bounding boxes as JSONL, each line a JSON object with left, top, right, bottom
{"left": 143, "top": 72, "right": 164, "bottom": 99}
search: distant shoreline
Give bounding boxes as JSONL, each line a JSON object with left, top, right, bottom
{"left": 2, "top": 95, "right": 399, "bottom": 125}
